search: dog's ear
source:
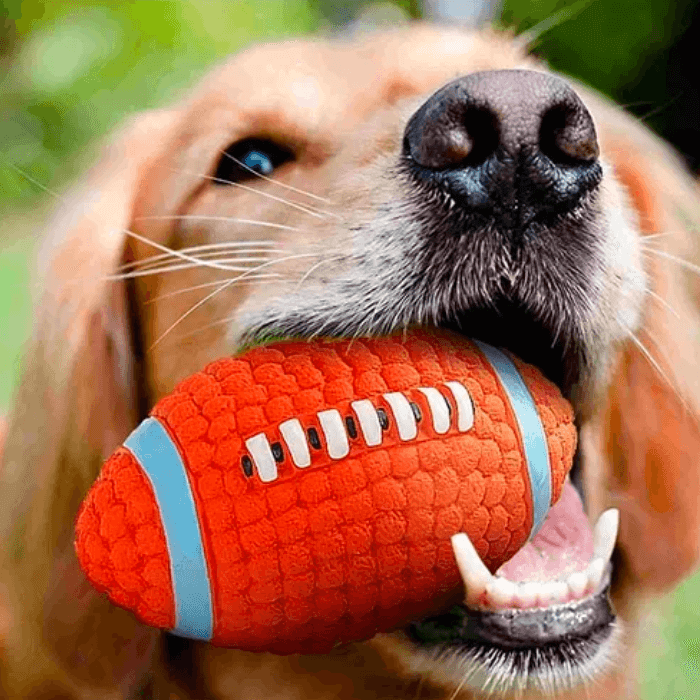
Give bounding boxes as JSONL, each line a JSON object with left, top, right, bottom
{"left": 583, "top": 97, "right": 700, "bottom": 593}
{"left": 0, "top": 110, "right": 180, "bottom": 697}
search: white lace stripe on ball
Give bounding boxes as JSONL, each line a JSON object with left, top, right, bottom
{"left": 351, "top": 399, "right": 383, "bottom": 446}
{"left": 417, "top": 387, "right": 451, "bottom": 434}
{"left": 279, "top": 418, "right": 312, "bottom": 467}
{"left": 383, "top": 392, "right": 418, "bottom": 440}
{"left": 318, "top": 409, "right": 351, "bottom": 459}
{"left": 245, "top": 433, "right": 278, "bottom": 483}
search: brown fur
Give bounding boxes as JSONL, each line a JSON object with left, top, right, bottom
{"left": 2, "top": 25, "right": 700, "bottom": 699}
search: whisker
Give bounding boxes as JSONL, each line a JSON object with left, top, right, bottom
{"left": 447, "top": 673, "right": 468, "bottom": 700}
{"left": 117, "top": 241, "right": 284, "bottom": 273}
{"left": 636, "top": 93, "right": 682, "bottom": 124}
{"left": 144, "top": 275, "right": 284, "bottom": 303}
{"left": 410, "top": 676, "right": 427, "bottom": 700}
{"left": 106, "top": 261, "right": 283, "bottom": 281}
{"left": 641, "top": 247, "right": 700, "bottom": 278}
{"left": 6, "top": 166, "right": 265, "bottom": 282}
{"left": 293, "top": 254, "right": 345, "bottom": 292}
{"left": 156, "top": 310, "right": 243, "bottom": 342}
{"left": 119, "top": 251, "right": 282, "bottom": 275}
{"left": 640, "top": 231, "right": 679, "bottom": 243}
{"left": 169, "top": 168, "right": 340, "bottom": 220}
{"left": 624, "top": 327, "right": 688, "bottom": 413}
{"left": 123, "top": 228, "right": 275, "bottom": 274}
{"left": 645, "top": 287, "right": 681, "bottom": 320}
{"left": 640, "top": 327, "right": 693, "bottom": 417}
{"left": 220, "top": 152, "right": 333, "bottom": 204}
{"left": 133, "top": 214, "right": 303, "bottom": 231}
{"left": 149, "top": 252, "right": 321, "bottom": 350}
{"left": 7, "top": 163, "right": 299, "bottom": 271}
{"left": 8, "top": 162, "right": 70, "bottom": 211}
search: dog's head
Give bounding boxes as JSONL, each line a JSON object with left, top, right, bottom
{"left": 3, "top": 24, "right": 700, "bottom": 699}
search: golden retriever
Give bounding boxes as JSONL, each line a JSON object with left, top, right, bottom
{"left": 2, "top": 23, "right": 700, "bottom": 700}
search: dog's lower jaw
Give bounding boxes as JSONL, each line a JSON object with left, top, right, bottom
{"left": 370, "top": 609, "right": 624, "bottom": 699}
{"left": 382, "top": 482, "right": 622, "bottom": 697}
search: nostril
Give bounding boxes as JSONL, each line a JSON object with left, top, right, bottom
{"left": 540, "top": 103, "right": 600, "bottom": 165}
{"left": 460, "top": 108, "right": 500, "bottom": 167}
{"left": 405, "top": 106, "right": 499, "bottom": 170}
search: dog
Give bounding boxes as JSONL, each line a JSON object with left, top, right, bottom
{"left": 2, "top": 23, "right": 700, "bottom": 700}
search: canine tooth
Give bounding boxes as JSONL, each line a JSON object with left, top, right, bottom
{"left": 567, "top": 571, "right": 588, "bottom": 598}
{"left": 586, "top": 557, "right": 606, "bottom": 592}
{"left": 451, "top": 533, "right": 494, "bottom": 606}
{"left": 593, "top": 508, "right": 619, "bottom": 562}
{"left": 486, "top": 578, "right": 517, "bottom": 608}
{"left": 515, "top": 581, "right": 540, "bottom": 608}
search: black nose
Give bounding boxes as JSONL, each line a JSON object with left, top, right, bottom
{"left": 403, "top": 70, "right": 602, "bottom": 231}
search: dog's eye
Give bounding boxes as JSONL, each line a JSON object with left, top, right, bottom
{"left": 214, "top": 138, "right": 295, "bottom": 184}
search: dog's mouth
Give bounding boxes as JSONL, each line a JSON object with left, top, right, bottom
{"left": 242, "top": 274, "right": 620, "bottom": 692}
{"left": 404, "top": 482, "right": 619, "bottom": 695}
{"left": 399, "top": 305, "right": 620, "bottom": 695}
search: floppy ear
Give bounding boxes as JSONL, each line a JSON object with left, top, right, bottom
{"left": 582, "top": 96, "right": 700, "bottom": 592}
{"left": 0, "top": 110, "right": 180, "bottom": 697}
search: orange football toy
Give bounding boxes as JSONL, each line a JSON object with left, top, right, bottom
{"left": 75, "top": 328, "right": 576, "bottom": 654}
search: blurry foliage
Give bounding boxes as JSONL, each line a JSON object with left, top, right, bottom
{"left": 315, "top": 0, "right": 421, "bottom": 23}
{"left": 0, "top": 0, "right": 320, "bottom": 212}
{"left": 639, "top": 573, "right": 700, "bottom": 699}
{"left": 502, "top": 0, "right": 680, "bottom": 94}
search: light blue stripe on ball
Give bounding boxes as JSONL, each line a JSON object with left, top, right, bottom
{"left": 473, "top": 341, "right": 552, "bottom": 540}
{"left": 124, "top": 417, "right": 213, "bottom": 641}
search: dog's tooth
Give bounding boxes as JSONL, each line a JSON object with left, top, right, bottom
{"left": 567, "top": 571, "right": 588, "bottom": 599}
{"left": 536, "top": 581, "right": 563, "bottom": 608}
{"left": 486, "top": 578, "right": 517, "bottom": 608}
{"left": 515, "top": 581, "right": 540, "bottom": 608}
{"left": 592, "top": 508, "right": 619, "bottom": 563}
{"left": 550, "top": 581, "right": 570, "bottom": 605}
{"left": 586, "top": 557, "right": 606, "bottom": 593}
{"left": 451, "top": 533, "right": 494, "bottom": 606}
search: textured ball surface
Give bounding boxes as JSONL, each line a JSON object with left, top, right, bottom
{"left": 75, "top": 329, "right": 575, "bottom": 654}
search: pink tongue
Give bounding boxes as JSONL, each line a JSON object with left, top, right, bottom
{"left": 496, "top": 480, "right": 593, "bottom": 582}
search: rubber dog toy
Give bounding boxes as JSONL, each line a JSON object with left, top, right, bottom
{"left": 75, "top": 328, "right": 575, "bottom": 654}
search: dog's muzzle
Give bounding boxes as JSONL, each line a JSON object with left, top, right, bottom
{"left": 403, "top": 69, "right": 602, "bottom": 232}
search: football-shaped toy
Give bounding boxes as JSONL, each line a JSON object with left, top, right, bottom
{"left": 75, "top": 328, "right": 576, "bottom": 654}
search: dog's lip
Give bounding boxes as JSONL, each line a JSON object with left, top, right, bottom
{"left": 403, "top": 578, "right": 620, "bottom": 697}
{"left": 407, "top": 566, "right": 614, "bottom": 649}
{"left": 404, "top": 487, "right": 620, "bottom": 685}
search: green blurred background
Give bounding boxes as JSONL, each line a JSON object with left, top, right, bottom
{"left": 1, "top": 1, "right": 698, "bottom": 697}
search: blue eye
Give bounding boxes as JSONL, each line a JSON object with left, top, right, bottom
{"left": 214, "top": 137, "right": 295, "bottom": 185}
{"left": 242, "top": 150, "right": 274, "bottom": 176}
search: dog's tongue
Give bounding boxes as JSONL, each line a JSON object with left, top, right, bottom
{"left": 496, "top": 480, "right": 593, "bottom": 582}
